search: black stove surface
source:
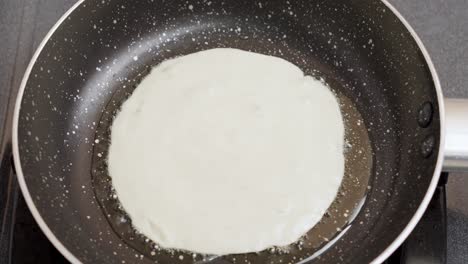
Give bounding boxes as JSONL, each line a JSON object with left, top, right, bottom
{"left": 1, "top": 174, "right": 447, "bottom": 264}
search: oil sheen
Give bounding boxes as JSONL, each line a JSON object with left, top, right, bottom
{"left": 108, "top": 48, "right": 345, "bottom": 255}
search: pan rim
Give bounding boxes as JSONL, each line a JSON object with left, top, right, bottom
{"left": 12, "top": 1, "right": 85, "bottom": 263}
{"left": 11, "top": 1, "right": 445, "bottom": 264}
{"left": 371, "top": 0, "right": 445, "bottom": 263}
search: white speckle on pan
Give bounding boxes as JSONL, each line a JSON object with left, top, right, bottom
{"left": 188, "top": 4, "right": 193, "bottom": 10}
{"left": 95, "top": 139, "right": 100, "bottom": 143}
{"left": 96, "top": 67, "right": 102, "bottom": 72}
{"left": 113, "top": 19, "right": 117, "bottom": 24}
{"left": 133, "top": 56, "right": 138, "bottom": 61}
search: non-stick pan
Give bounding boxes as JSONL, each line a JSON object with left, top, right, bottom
{"left": 2, "top": 0, "right": 468, "bottom": 263}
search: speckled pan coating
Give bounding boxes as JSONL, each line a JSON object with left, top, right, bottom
{"left": 15, "top": 0, "right": 440, "bottom": 263}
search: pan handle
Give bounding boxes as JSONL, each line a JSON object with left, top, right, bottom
{"left": 443, "top": 98, "right": 468, "bottom": 172}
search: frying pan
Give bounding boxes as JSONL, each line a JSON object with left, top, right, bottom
{"left": 1, "top": 0, "right": 468, "bottom": 263}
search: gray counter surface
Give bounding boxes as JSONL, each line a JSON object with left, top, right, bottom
{"left": 1, "top": 0, "right": 467, "bottom": 263}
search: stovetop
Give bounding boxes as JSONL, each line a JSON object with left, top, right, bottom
{"left": 1, "top": 0, "right": 467, "bottom": 263}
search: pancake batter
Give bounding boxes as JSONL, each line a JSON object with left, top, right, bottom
{"left": 108, "top": 48, "right": 345, "bottom": 255}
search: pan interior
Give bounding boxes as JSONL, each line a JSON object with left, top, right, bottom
{"left": 16, "top": 0, "right": 440, "bottom": 263}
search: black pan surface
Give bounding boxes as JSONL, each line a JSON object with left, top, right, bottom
{"left": 14, "top": 0, "right": 441, "bottom": 263}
